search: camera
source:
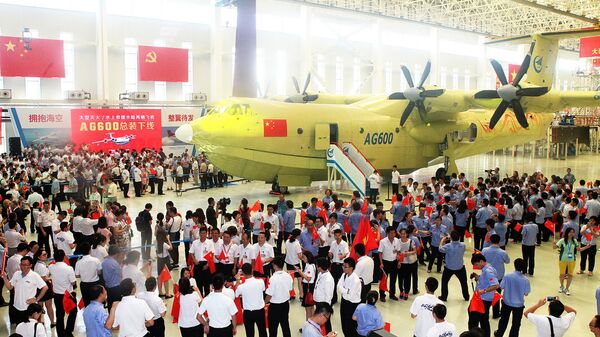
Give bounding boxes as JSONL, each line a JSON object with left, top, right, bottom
{"left": 469, "top": 272, "right": 478, "bottom": 280}
{"left": 217, "top": 197, "right": 231, "bottom": 212}
{"left": 546, "top": 296, "right": 558, "bottom": 302}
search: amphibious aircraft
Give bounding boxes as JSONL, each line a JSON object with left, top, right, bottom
{"left": 176, "top": 28, "right": 600, "bottom": 193}
{"left": 92, "top": 133, "right": 136, "bottom": 146}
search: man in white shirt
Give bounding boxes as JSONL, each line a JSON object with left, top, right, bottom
{"left": 26, "top": 187, "right": 44, "bottom": 234}
{"left": 168, "top": 207, "right": 182, "bottom": 268}
{"left": 338, "top": 257, "right": 361, "bottom": 337}
{"left": 75, "top": 243, "right": 102, "bottom": 307}
{"left": 155, "top": 162, "right": 165, "bottom": 195}
{"left": 391, "top": 165, "right": 401, "bottom": 196}
{"left": 426, "top": 304, "right": 457, "bottom": 337}
{"left": 235, "top": 263, "right": 267, "bottom": 337}
{"left": 368, "top": 170, "right": 382, "bottom": 203}
{"left": 112, "top": 278, "right": 155, "bottom": 337}
{"left": 354, "top": 243, "right": 374, "bottom": 302}
{"left": 328, "top": 229, "right": 349, "bottom": 305}
{"left": 216, "top": 231, "right": 238, "bottom": 277}
{"left": 1, "top": 255, "right": 48, "bottom": 325}
{"left": 138, "top": 277, "right": 167, "bottom": 337}
{"left": 378, "top": 226, "right": 399, "bottom": 302}
{"left": 55, "top": 222, "right": 76, "bottom": 257}
{"left": 49, "top": 249, "right": 78, "bottom": 337}
{"left": 313, "top": 258, "right": 335, "bottom": 333}
{"left": 524, "top": 297, "right": 577, "bottom": 337}
{"left": 411, "top": 277, "right": 444, "bottom": 337}
{"left": 265, "top": 257, "right": 293, "bottom": 337}
{"left": 315, "top": 216, "right": 330, "bottom": 259}
{"left": 253, "top": 232, "right": 275, "bottom": 277}
{"left": 38, "top": 201, "right": 56, "bottom": 255}
{"left": 133, "top": 163, "right": 142, "bottom": 197}
{"left": 199, "top": 274, "right": 238, "bottom": 337}
{"left": 190, "top": 227, "right": 215, "bottom": 296}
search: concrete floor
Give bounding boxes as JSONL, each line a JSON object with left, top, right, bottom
{"left": 1, "top": 152, "right": 598, "bottom": 337}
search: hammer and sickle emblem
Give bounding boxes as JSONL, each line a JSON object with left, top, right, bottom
{"left": 145, "top": 51, "right": 157, "bottom": 63}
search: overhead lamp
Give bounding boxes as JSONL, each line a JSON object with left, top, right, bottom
{"left": 119, "top": 91, "right": 149, "bottom": 103}
{"left": 66, "top": 90, "right": 91, "bottom": 101}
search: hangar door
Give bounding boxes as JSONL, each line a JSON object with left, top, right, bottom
{"left": 314, "top": 123, "right": 338, "bottom": 150}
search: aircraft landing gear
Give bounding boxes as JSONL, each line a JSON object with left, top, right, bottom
{"left": 270, "top": 181, "right": 289, "bottom": 194}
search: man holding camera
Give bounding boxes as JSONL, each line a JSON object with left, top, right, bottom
{"left": 468, "top": 254, "right": 499, "bottom": 337}
{"left": 524, "top": 297, "right": 576, "bottom": 337}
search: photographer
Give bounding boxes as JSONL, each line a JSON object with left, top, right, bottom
{"left": 468, "top": 254, "right": 499, "bottom": 337}
{"left": 524, "top": 297, "right": 576, "bottom": 337}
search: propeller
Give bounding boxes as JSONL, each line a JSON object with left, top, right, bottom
{"left": 285, "top": 73, "right": 318, "bottom": 103}
{"left": 257, "top": 82, "right": 270, "bottom": 98}
{"left": 474, "top": 42, "right": 548, "bottom": 129}
{"left": 388, "top": 60, "right": 445, "bottom": 126}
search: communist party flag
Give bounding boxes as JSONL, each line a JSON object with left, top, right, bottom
{"left": 138, "top": 45, "right": 188, "bottom": 82}
{"left": 263, "top": 119, "right": 287, "bottom": 137}
{"left": 0, "top": 36, "right": 64, "bottom": 77}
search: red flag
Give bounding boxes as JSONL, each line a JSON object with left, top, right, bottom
{"left": 343, "top": 201, "right": 349, "bottom": 208}
{"left": 469, "top": 185, "right": 474, "bottom": 191}
{"left": 78, "top": 297, "right": 85, "bottom": 309}
{"left": 415, "top": 195, "right": 422, "bottom": 203}
{"left": 465, "top": 229, "right": 472, "bottom": 239}
{"left": 263, "top": 119, "right": 287, "bottom": 137}
{"left": 63, "top": 291, "right": 76, "bottom": 314}
{"left": 467, "top": 199, "right": 475, "bottom": 210}
{"left": 288, "top": 271, "right": 296, "bottom": 297}
{"left": 218, "top": 250, "right": 226, "bottom": 262}
{"left": 580, "top": 207, "right": 588, "bottom": 215}
{"left": 496, "top": 205, "right": 506, "bottom": 215}
{"left": 425, "top": 206, "right": 433, "bottom": 216}
{"left": 321, "top": 324, "right": 328, "bottom": 336}
{"left": 544, "top": 220, "right": 555, "bottom": 232}
{"left": 361, "top": 200, "right": 368, "bottom": 214}
{"left": 63, "top": 257, "right": 71, "bottom": 267}
{"left": 234, "top": 296, "right": 244, "bottom": 325}
{"left": 353, "top": 216, "right": 378, "bottom": 252}
{"left": 391, "top": 194, "right": 397, "bottom": 204}
{"left": 492, "top": 292, "right": 503, "bottom": 306}
{"left": 318, "top": 208, "right": 328, "bottom": 221}
{"left": 384, "top": 322, "right": 391, "bottom": 332}
{"left": 586, "top": 233, "right": 593, "bottom": 242}
{"left": 527, "top": 205, "right": 534, "bottom": 213}
{"left": 311, "top": 228, "right": 319, "bottom": 241}
{"left": 0, "top": 247, "right": 6, "bottom": 275}
{"left": 171, "top": 284, "right": 180, "bottom": 323}
{"left": 300, "top": 210, "right": 306, "bottom": 225}
{"left": 254, "top": 252, "right": 264, "bottom": 274}
{"left": 484, "top": 232, "right": 491, "bottom": 243}
{"left": 0, "top": 36, "right": 64, "bottom": 78}
{"left": 250, "top": 200, "right": 261, "bottom": 213}
{"left": 469, "top": 292, "right": 485, "bottom": 313}
{"left": 138, "top": 45, "right": 188, "bottom": 82}
{"left": 379, "top": 273, "right": 389, "bottom": 292}
{"left": 159, "top": 266, "right": 172, "bottom": 283}
{"left": 514, "top": 223, "right": 523, "bottom": 232}
{"left": 186, "top": 254, "right": 195, "bottom": 277}
{"left": 398, "top": 252, "right": 405, "bottom": 263}
{"left": 316, "top": 200, "right": 324, "bottom": 208}
{"left": 204, "top": 252, "right": 216, "bottom": 273}
{"left": 402, "top": 195, "right": 410, "bottom": 206}
{"left": 344, "top": 219, "right": 351, "bottom": 234}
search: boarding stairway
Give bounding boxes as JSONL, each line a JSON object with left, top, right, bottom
{"left": 326, "top": 142, "right": 378, "bottom": 197}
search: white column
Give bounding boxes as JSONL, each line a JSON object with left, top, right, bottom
{"left": 476, "top": 35, "right": 488, "bottom": 90}
{"left": 210, "top": 6, "right": 223, "bottom": 102}
{"left": 299, "top": 5, "right": 312, "bottom": 78}
{"left": 429, "top": 27, "right": 439, "bottom": 87}
{"left": 95, "top": 0, "right": 108, "bottom": 100}
{"left": 371, "top": 19, "right": 383, "bottom": 93}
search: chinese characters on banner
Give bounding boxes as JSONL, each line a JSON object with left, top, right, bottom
{"left": 71, "top": 109, "right": 162, "bottom": 151}
{"left": 580, "top": 36, "right": 600, "bottom": 58}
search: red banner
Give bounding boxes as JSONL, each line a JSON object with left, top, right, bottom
{"left": 138, "top": 45, "right": 188, "bottom": 82}
{"left": 71, "top": 109, "right": 162, "bottom": 151}
{"left": 0, "top": 36, "right": 64, "bottom": 78}
{"left": 593, "top": 58, "right": 600, "bottom": 67}
{"left": 580, "top": 37, "right": 600, "bottom": 58}
{"left": 508, "top": 64, "right": 520, "bottom": 83}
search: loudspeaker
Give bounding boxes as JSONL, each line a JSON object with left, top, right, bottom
{"left": 8, "top": 137, "right": 22, "bottom": 157}
{"left": 367, "top": 329, "right": 397, "bottom": 337}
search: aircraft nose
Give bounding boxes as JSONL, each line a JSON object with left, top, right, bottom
{"left": 175, "top": 124, "right": 193, "bottom": 143}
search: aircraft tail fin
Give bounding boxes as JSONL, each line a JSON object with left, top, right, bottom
{"left": 486, "top": 28, "right": 600, "bottom": 90}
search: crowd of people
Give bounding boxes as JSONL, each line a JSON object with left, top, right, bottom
{"left": 0, "top": 144, "right": 599, "bottom": 337}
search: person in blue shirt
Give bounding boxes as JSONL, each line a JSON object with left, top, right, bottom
{"left": 562, "top": 210, "right": 579, "bottom": 238}
{"left": 521, "top": 212, "right": 539, "bottom": 276}
{"left": 407, "top": 225, "right": 421, "bottom": 295}
{"left": 283, "top": 200, "right": 297, "bottom": 237}
{"left": 50, "top": 173, "right": 62, "bottom": 212}
{"left": 414, "top": 204, "right": 432, "bottom": 265}
{"left": 348, "top": 202, "right": 364, "bottom": 241}
{"left": 534, "top": 198, "right": 547, "bottom": 245}
{"left": 468, "top": 253, "right": 499, "bottom": 337}
{"left": 454, "top": 200, "right": 470, "bottom": 242}
{"left": 352, "top": 291, "right": 384, "bottom": 337}
{"left": 83, "top": 284, "right": 116, "bottom": 337}
{"left": 494, "top": 215, "right": 508, "bottom": 249}
{"left": 390, "top": 194, "right": 408, "bottom": 227}
{"left": 439, "top": 230, "right": 469, "bottom": 301}
{"left": 428, "top": 216, "right": 448, "bottom": 273}
{"left": 494, "top": 258, "right": 530, "bottom": 337}
{"left": 101, "top": 245, "right": 123, "bottom": 311}
{"left": 482, "top": 234, "right": 510, "bottom": 319}
{"left": 299, "top": 218, "right": 319, "bottom": 257}
{"left": 307, "top": 198, "right": 321, "bottom": 218}
{"left": 475, "top": 199, "right": 493, "bottom": 251}
{"left": 483, "top": 219, "right": 496, "bottom": 249}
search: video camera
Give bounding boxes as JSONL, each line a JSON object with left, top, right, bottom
{"left": 217, "top": 197, "right": 231, "bottom": 212}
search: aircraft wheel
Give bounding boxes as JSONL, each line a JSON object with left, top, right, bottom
{"left": 271, "top": 182, "right": 280, "bottom": 193}
{"left": 279, "top": 186, "right": 288, "bottom": 194}
{"left": 435, "top": 167, "right": 446, "bottom": 180}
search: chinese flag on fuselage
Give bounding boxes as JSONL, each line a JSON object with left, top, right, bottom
{"left": 138, "top": 45, "right": 188, "bottom": 82}
{"left": 0, "top": 36, "right": 64, "bottom": 78}
{"left": 263, "top": 119, "right": 287, "bottom": 137}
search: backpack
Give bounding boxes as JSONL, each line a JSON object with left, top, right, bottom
{"left": 135, "top": 212, "right": 149, "bottom": 232}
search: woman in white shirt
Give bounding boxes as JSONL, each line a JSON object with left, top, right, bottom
{"left": 285, "top": 228, "right": 303, "bottom": 299}
{"left": 15, "top": 302, "right": 47, "bottom": 337}
{"left": 156, "top": 223, "right": 173, "bottom": 298}
{"left": 178, "top": 278, "right": 203, "bottom": 337}
{"left": 180, "top": 267, "right": 199, "bottom": 291}
{"left": 297, "top": 251, "right": 316, "bottom": 320}
{"left": 91, "top": 233, "right": 108, "bottom": 260}
{"left": 32, "top": 249, "right": 55, "bottom": 328}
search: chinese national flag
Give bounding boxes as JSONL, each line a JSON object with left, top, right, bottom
{"left": 508, "top": 64, "right": 521, "bottom": 83}
{"left": 0, "top": 36, "right": 64, "bottom": 78}
{"left": 159, "top": 266, "right": 172, "bottom": 283}
{"left": 469, "top": 292, "right": 485, "bottom": 313}
{"left": 465, "top": 229, "right": 472, "bottom": 239}
{"left": 254, "top": 252, "right": 264, "bottom": 274}
{"left": 379, "top": 273, "right": 389, "bottom": 292}
{"left": 361, "top": 200, "right": 369, "bottom": 214}
{"left": 171, "top": 284, "right": 180, "bottom": 323}
{"left": 63, "top": 291, "right": 77, "bottom": 314}
{"left": 218, "top": 250, "right": 227, "bottom": 262}
{"left": 263, "top": 119, "right": 287, "bottom": 137}
{"left": 344, "top": 219, "right": 351, "bottom": 234}
{"left": 492, "top": 292, "right": 503, "bottom": 306}
{"left": 204, "top": 252, "right": 216, "bottom": 273}
{"left": 544, "top": 220, "right": 555, "bottom": 232}
{"left": 250, "top": 200, "right": 261, "bottom": 213}
{"left": 138, "top": 45, "right": 188, "bottom": 82}
{"left": 300, "top": 210, "right": 306, "bottom": 225}
{"left": 78, "top": 297, "right": 85, "bottom": 309}
{"left": 514, "top": 223, "right": 523, "bottom": 232}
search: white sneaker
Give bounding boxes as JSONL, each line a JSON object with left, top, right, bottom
{"left": 564, "top": 289, "right": 571, "bottom": 296}
{"left": 558, "top": 286, "right": 564, "bottom": 293}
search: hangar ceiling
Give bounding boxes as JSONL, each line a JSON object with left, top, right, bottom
{"left": 285, "top": 0, "right": 600, "bottom": 51}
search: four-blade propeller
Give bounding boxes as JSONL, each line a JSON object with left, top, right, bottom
{"left": 285, "top": 73, "right": 318, "bottom": 103}
{"left": 474, "top": 42, "right": 548, "bottom": 129}
{"left": 388, "top": 60, "right": 445, "bottom": 126}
